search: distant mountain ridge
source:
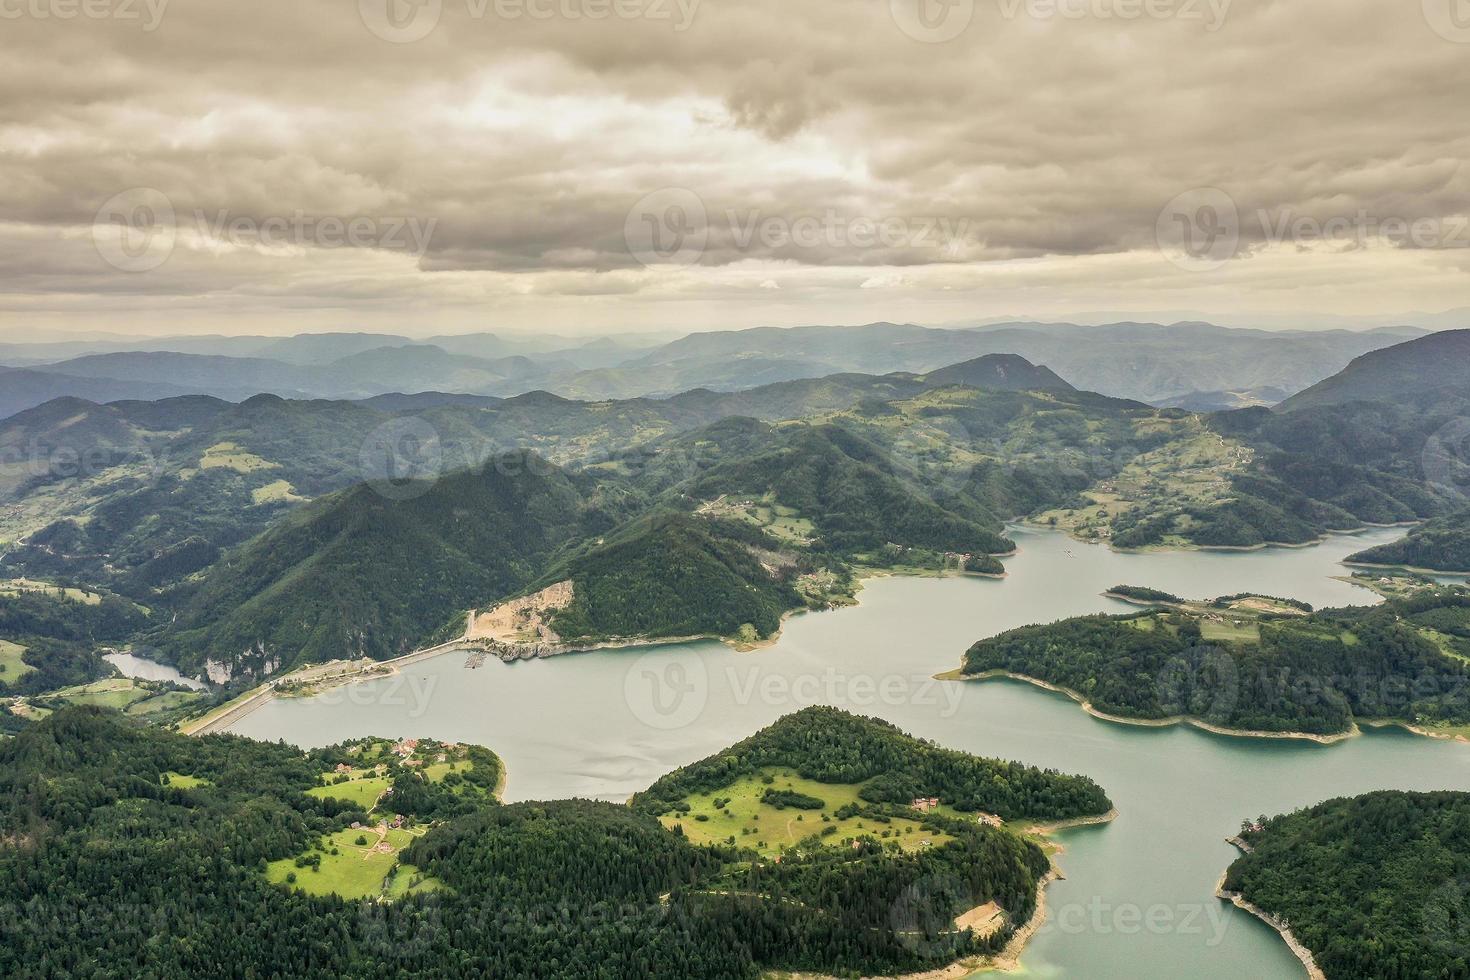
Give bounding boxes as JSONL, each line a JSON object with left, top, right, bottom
{"left": 0, "top": 320, "right": 1436, "bottom": 420}
{"left": 1277, "top": 329, "right": 1470, "bottom": 411}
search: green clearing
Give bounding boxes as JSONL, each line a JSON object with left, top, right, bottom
{"left": 126, "top": 690, "right": 203, "bottom": 716}
{"left": 383, "top": 863, "right": 443, "bottom": 899}
{"left": 43, "top": 678, "right": 153, "bottom": 710}
{"left": 0, "top": 639, "right": 34, "bottom": 682}
{"left": 307, "top": 773, "right": 392, "bottom": 810}
{"left": 698, "top": 494, "right": 815, "bottom": 547}
{"left": 162, "top": 771, "right": 212, "bottom": 789}
{"left": 659, "top": 769, "right": 955, "bottom": 857}
{"left": 1200, "top": 618, "right": 1261, "bottom": 644}
{"left": 199, "top": 442, "right": 278, "bottom": 474}
{"left": 0, "top": 578, "right": 102, "bottom": 605}
{"left": 1417, "top": 628, "right": 1470, "bottom": 663}
{"left": 265, "top": 826, "right": 434, "bottom": 900}
{"left": 420, "top": 758, "right": 487, "bottom": 795}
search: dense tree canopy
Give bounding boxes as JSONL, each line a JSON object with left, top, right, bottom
{"left": 1225, "top": 791, "right": 1470, "bottom": 980}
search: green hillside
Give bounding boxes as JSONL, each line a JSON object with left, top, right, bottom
{"left": 160, "top": 453, "right": 606, "bottom": 677}
{"left": 1222, "top": 791, "right": 1470, "bottom": 979}
{"left": 960, "top": 588, "right": 1470, "bottom": 736}
{"left": 1278, "top": 329, "right": 1470, "bottom": 411}
{"left": 668, "top": 419, "right": 1016, "bottom": 558}
{"left": 1347, "top": 509, "right": 1470, "bottom": 573}
{"left": 546, "top": 512, "right": 805, "bottom": 643}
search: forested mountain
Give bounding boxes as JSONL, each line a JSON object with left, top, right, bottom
{"left": 541, "top": 513, "right": 806, "bottom": 644}
{"left": 0, "top": 705, "right": 1108, "bottom": 979}
{"left": 657, "top": 419, "right": 1017, "bottom": 559}
{"left": 1222, "top": 791, "right": 1470, "bottom": 979}
{"left": 3, "top": 339, "right": 1465, "bottom": 685}
{"left": 0, "top": 585, "right": 145, "bottom": 698}
{"left": 1347, "top": 509, "right": 1470, "bottom": 572}
{"left": 1278, "top": 329, "right": 1470, "bottom": 411}
{"left": 155, "top": 453, "right": 616, "bottom": 679}
{"left": 960, "top": 588, "right": 1470, "bottom": 736}
{"left": 907, "top": 353, "right": 1074, "bottom": 392}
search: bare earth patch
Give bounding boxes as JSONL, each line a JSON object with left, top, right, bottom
{"left": 468, "top": 580, "right": 575, "bottom": 644}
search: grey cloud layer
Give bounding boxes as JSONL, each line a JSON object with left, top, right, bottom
{"left": 0, "top": 0, "right": 1467, "bottom": 331}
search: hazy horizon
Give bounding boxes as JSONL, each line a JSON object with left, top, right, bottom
{"left": 1, "top": 311, "right": 1463, "bottom": 348}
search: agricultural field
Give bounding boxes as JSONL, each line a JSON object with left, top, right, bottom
{"left": 43, "top": 678, "right": 154, "bottom": 710}
{"left": 0, "top": 639, "right": 34, "bottom": 682}
{"left": 250, "top": 479, "right": 303, "bottom": 505}
{"left": 308, "top": 772, "right": 392, "bottom": 810}
{"left": 198, "top": 441, "right": 279, "bottom": 473}
{"left": 126, "top": 690, "right": 203, "bottom": 717}
{"left": 265, "top": 826, "right": 437, "bottom": 900}
{"left": 161, "top": 771, "right": 212, "bottom": 789}
{"left": 1032, "top": 421, "right": 1252, "bottom": 545}
{"left": 697, "top": 493, "right": 816, "bottom": 546}
{"left": 0, "top": 578, "right": 102, "bottom": 605}
{"left": 36, "top": 677, "right": 206, "bottom": 722}
{"left": 659, "top": 769, "right": 956, "bottom": 857}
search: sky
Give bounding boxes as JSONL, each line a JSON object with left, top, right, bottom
{"left": 1, "top": 0, "right": 1468, "bottom": 339}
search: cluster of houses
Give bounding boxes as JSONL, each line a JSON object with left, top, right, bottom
{"left": 909, "top": 797, "right": 1004, "bottom": 828}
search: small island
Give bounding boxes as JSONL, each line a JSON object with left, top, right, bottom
{"left": 955, "top": 586, "right": 1470, "bottom": 740}
{"left": 1221, "top": 790, "right": 1470, "bottom": 979}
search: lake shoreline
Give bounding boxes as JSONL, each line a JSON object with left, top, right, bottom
{"left": 1023, "top": 517, "right": 1420, "bottom": 556}
{"left": 1342, "top": 559, "right": 1470, "bottom": 577}
{"left": 184, "top": 560, "right": 1016, "bottom": 733}
{"left": 952, "top": 670, "right": 1360, "bottom": 744}
{"left": 789, "top": 807, "right": 1117, "bottom": 980}
{"left": 1215, "top": 841, "right": 1327, "bottom": 980}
